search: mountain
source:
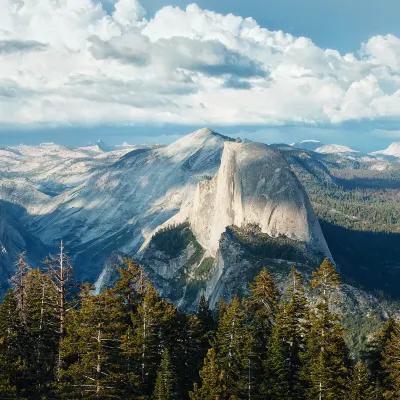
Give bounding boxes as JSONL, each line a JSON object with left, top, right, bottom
{"left": 0, "top": 128, "right": 330, "bottom": 305}
{"left": 371, "top": 142, "right": 400, "bottom": 159}
{"left": 1, "top": 127, "right": 400, "bottom": 335}
{"left": 127, "top": 138, "right": 330, "bottom": 309}
{"left": 314, "top": 144, "right": 359, "bottom": 155}
{"left": 14, "top": 128, "right": 231, "bottom": 280}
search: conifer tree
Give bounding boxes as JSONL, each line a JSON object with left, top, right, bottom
{"left": 113, "top": 258, "right": 145, "bottom": 311}
{"left": 122, "top": 282, "right": 176, "bottom": 396}
{"left": 213, "top": 294, "right": 251, "bottom": 399}
{"left": 266, "top": 268, "right": 309, "bottom": 400}
{"left": 301, "top": 259, "right": 349, "bottom": 400}
{"left": 381, "top": 320, "right": 400, "bottom": 399}
{"left": 153, "top": 348, "right": 177, "bottom": 400}
{"left": 189, "top": 348, "right": 226, "bottom": 400}
{"left": 348, "top": 361, "right": 374, "bottom": 400}
{"left": 10, "top": 251, "right": 30, "bottom": 322}
{"left": 23, "top": 269, "right": 59, "bottom": 397}
{"left": 245, "top": 267, "right": 280, "bottom": 397}
{"left": 44, "top": 240, "right": 74, "bottom": 381}
{"left": 191, "top": 295, "right": 216, "bottom": 374}
{"left": 61, "top": 286, "right": 126, "bottom": 398}
{"left": 363, "top": 318, "right": 396, "bottom": 398}
{"left": 0, "top": 289, "right": 24, "bottom": 398}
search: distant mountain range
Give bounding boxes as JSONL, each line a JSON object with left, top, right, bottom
{"left": 292, "top": 139, "right": 400, "bottom": 161}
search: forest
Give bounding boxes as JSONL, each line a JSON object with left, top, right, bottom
{"left": 0, "top": 247, "right": 400, "bottom": 400}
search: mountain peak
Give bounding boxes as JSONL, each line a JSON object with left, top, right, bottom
{"left": 315, "top": 144, "right": 358, "bottom": 154}
{"left": 371, "top": 142, "right": 400, "bottom": 158}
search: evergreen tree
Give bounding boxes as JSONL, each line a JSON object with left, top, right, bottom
{"left": 245, "top": 267, "right": 280, "bottom": 397}
{"left": 266, "top": 268, "right": 309, "bottom": 400}
{"left": 0, "top": 289, "right": 24, "bottom": 398}
{"left": 23, "top": 269, "right": 59, "bottom": 398}
{"left": 61, "top": 286, "right": 127, "bottom": 398}
{"left": 153, "top": 348, "right": 177, "bottom": 400}
{"left": 122, "top": 282, "right": 176, "bottom": 396}
{"left": 113, "top": 258, "right": 145, "bottom": 311}
{"left": 348, "top": 361, "right": 374, "bottom": 400}
{"left": 191, "top": 295, "right": 216, "bottom": 374}
{"left": 301, "top": 259, "right": 349, "bottom": 400}
{"left": 189, "top": 348, "right": 226, "bottom": 400}
{"left": 214, "top": 295, "right": 251, "bottom": 399}
{"left": 381, "top": 320, "right": 400, "bottom": 399}
{"left": 248, "top": 268, "right": 279, "bottom": 331}
{"left": 44, "top": 240, "right": 74, "bottom": 381}
{"left": 10, "top": 251, "right": 31, "bottom": 322}
{"left": 363, "top": 318, "right": 397, "bottom": 398}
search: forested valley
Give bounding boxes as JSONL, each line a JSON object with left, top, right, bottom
{"left": 1, "top": 247, "right": 400, "bottom": 400}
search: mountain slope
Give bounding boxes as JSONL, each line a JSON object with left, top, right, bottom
{"left": 23, "top": 128, "right": 232, "bottom": 279}
{"left": 372, "top": 142, "right": 400, "bottom": 159}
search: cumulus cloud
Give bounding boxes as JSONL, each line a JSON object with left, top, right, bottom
{"left": 1, "top": 0, "right": 400, "bottom": 127}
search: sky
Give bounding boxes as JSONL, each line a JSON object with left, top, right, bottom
{"left": 1, "top": 0, "right": 400, "bottom": 150}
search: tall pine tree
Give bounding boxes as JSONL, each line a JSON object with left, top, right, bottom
{"left": 348, "top": 361, "right": 374, "bottom": 400}
{"left": 301, "top": 259, "right": 349, "bottom": 400}
{"left": 153, "top": 348, "right": 177, "bottom": 400}
{"left": 381, "top": 320, "right": 400, "bottom": 399}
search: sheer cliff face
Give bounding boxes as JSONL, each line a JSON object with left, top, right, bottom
{"left": 188, "top": 141, "right": 330, "bottom": 257}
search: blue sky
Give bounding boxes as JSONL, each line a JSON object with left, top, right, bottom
{"left": 1, "top": 0, "right": 400, "bottom": 150}
{"left": 137, "top": 0, "right": 400, "bottom": 53}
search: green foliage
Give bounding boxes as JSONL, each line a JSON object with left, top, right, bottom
{"left": 230, "top": 224, "right": 323, "bottom": 265}
{"left": 1, "top": 255, "right": 399, "bottom": 400}
{"left": 153, "top": 348, "right": 177, "bottom": 400}
{"left": 348, "top": 361, "right": 374, "bottom": 400}
{"left": 151, "top": 223, "right": 191, "bottom": 258}
{"left": 381, "top": 320, "right": 400, "bottom": 399}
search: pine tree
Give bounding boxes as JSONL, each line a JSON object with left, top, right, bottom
{"left": 44, "top": 240, "right": 74, "bottom": 381}
{"left": 153, "top": 348, "right": 177, "bottom": 400}
{"left": 245, "top": 267, "right": 280, "bottom": 397}
{"left": 363, "top": 318, "right": 396, "bottom": 398}
{"left": 191, "top": 295, "right": 216, "bottom": 375}
{"left": 300, "top": 259, "right": 349, "bottom": 400}
{"left": 310, "top": 258, "right": 341, "bottom": 298}
{"left": 122, "top": 282, "right": 176, "bottom": 396}
{"left": 266, "top": 268, "right": 309, "bottom": 400}
{"left": 0, "top": 289, "right": 24, "bottom": 398}
{"left": 214, "top": 295, "right": 251, "bottom": 399}
{"left": 381, "top": 320, "right": 400, "bottom": 399}
{"left": 113, "top": 258, "right": 145, "bottom": 311}
{"left": 10, "top": 251, "right": 31, "bottom": 322}
{"left": 348, "top": 361, "right": 374, "bottom": 400}
{"left": 248, "top": 268, "right": 279, "bottom": 331}
{"left": 61, "top": 286, "right": 126, "bottom": 398}
{"left": 265, "top": 306, "right": 291, "bottom": 399}
{"left": 23, "top": 269, "right": 59, "bottom": 397}
{"left": 189, "top": 348, "right": 226, "bottom": 400}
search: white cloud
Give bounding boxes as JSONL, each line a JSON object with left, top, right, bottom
{"left": 1, "top": 0, "right": 400, "bottom": 127}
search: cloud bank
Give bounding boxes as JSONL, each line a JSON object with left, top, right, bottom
{"left": 1, "top": 0, "right": 400, "bottom": 127}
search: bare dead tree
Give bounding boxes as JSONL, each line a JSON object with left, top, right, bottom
{"left": 43, "top": 240, "right": 73, "bottom": 381}
{"left": 10, "top": 251, "right": 31, "bottom": 323}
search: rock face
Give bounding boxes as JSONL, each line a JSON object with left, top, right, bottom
{"left": 23, "top": 128, "right": 232, "bottom": 281}
{"left": 134, "top": 139, "right": 331, "bottom": 311}
{"left": 187, "top": 141, "right": 330, "bottom": 257}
